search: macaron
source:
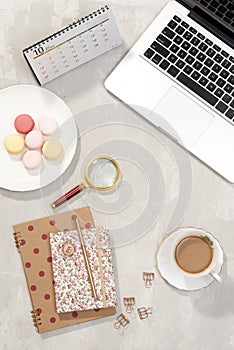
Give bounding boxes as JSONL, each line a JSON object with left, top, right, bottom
{"left": 14, "top": 114, "right": 35, "bottom": 134}
{"left": 38, "top": 116, "right": 58, "bottom": 136}
{"left": 25, "top": 130, "right": 44, "bottom": 150}
{"left": 23, "top": 150, "right": 42, "bottom": 170}
{"left": 42, "top": 140, "right": 63, "bottom": 160}
{"left": 4, "top": 134, "right": 25, "bottom": 155}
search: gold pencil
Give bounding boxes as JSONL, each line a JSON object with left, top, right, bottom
{"left": 75, "top": 218, "right": 98, "bottom": 299}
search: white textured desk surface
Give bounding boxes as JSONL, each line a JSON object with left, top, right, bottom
{"left": 1, "top": 1, "right": 234, "bottom": 349}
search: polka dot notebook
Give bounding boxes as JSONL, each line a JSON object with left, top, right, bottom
{"left": 13, "top": 207, "right": 116, "bottom": 333}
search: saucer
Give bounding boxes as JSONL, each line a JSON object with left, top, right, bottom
{"left": 157, "top": 228, "right": 224, "bottom": 291}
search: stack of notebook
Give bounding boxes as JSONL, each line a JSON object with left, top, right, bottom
{"left": 13, "top": 207, "right": 117, "bottom": 333}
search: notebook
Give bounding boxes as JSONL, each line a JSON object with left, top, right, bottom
{"left": 13, "top": 207, "right": 116, "bottom": 333}
{"left": 23, "top": 5, "right": 122, "bottom": 85}
{"left": 50, "top": 227, "right": 117, "bottom": 313}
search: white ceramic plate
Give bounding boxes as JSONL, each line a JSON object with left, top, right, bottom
{"left": 157, "top": 227, "right": 224, "bottom": 291}
{"left": 0, "top": 85, "right": 77, "bottom": 191}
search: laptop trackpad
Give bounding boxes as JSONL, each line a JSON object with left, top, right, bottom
{"left": 153, "top": 87, "right": 214, "bottom": 148}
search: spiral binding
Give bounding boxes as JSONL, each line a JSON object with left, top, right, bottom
{"left": 31, "top": 309, "right": 42, "bottom": 330}
{"left": 24, "top": 5, "right": 110, "bottom": 52}
{"left": 13, "top": 231, "right": 23, "bottom": 249}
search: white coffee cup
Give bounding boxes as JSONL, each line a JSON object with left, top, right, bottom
{"left": 171, "top": 228, "right": 222, "bottom": 283}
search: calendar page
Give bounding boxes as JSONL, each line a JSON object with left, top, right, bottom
{"left": 23, "top": 6, "right": 122, "bottom": 85}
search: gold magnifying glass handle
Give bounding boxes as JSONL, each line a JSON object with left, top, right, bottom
{"left": 75, "top": 218, "right": 98, "bottom": 300}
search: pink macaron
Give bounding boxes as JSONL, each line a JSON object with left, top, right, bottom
{"left": 14, "top": 114, "right": 35, "bottom": 134}
{"left": 38, "top": 116, "right": 58, "bottom": 136}
{"left": 23, "top": 150, "right": 42, "bottom": 170}
{"left": 25, "top": 130, "right": 44, "bottom": 150}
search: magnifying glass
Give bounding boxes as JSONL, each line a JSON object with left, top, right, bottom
{"left": 51, "top": 155, "right": 121, "bottom": 208}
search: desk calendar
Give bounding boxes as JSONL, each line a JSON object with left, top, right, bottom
{"left": 23, "top": 5, "right": 122, "bottom": 85}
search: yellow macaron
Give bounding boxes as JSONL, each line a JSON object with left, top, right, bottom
{"left": 42, "top": 140, "right": 63, "bottom": 160}
{"left": 4, "top": 134, "right": 25, "bottom": 155}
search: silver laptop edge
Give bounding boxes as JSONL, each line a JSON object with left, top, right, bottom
{"left": 105, "top": 1, "right": 234, "bottom": 183}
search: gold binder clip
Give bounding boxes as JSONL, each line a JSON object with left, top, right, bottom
{"left": 137, "top": 307, "right": 153, "bottom": 320}
{"left": 123, "top": 297, "right": 135, "bottom": 313}
{"left": 143, "top": 272, "right": 155, "bottom": 288}
{"left": 113, "top": 313, "right": 130, "bottom": 329}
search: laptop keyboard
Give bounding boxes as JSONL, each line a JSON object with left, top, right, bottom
{"left": 196, "top": 0, "right": 234, "bottom": 28}
{"left": 143, "top": 15, "right": 234, "bottom": 122}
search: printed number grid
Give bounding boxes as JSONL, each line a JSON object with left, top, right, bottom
{"left": 23, "top": 7, "right": 122, "bottom": 85}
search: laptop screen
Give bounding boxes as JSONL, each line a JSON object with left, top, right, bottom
{"left": 191, "top": 0, "right": 234, "bottom": 33}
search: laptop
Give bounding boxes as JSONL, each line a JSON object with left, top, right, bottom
{"left": 105, "top": 0, "right": 234, "bottom": 182}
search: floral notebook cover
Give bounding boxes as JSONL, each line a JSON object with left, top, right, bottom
{"left": 50, "top": 227, "right": 117, "bottom": 313}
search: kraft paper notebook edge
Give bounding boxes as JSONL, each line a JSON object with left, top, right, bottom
{"left": 13, "top": 207, "right": 116, "bottom": 333}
